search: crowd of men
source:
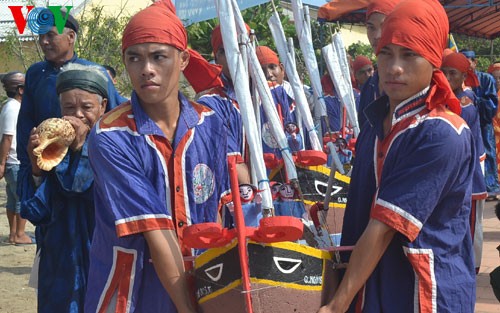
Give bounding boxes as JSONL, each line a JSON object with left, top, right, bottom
{"left": 0, "top": 0, "right": 497, "bottom": 312}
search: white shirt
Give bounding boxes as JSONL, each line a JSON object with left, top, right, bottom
{"left": 0, "top": 98, "right": 21, "bottom": 165}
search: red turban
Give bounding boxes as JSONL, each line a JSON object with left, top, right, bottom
{"left": 443, "top": 48, "right": 454, "bottom": 57}
{"left": 487, "top": 63, "right": 500, "bottom": 74}
{"left": 256, "top": 46, "right": 280, "bottom": 65}
{"left": 321, "top": 74, "right": 335, "bottom": 96}
{"left": 211, "top": 23, "right": 251, "bottom": 56}
{"left": 352, "top": 55, "right": 373, "bottom": 73}
{"left": 121, "top": 0, "right": 222, "bottom": 93}
{"left": 366, "top": 0, "right": 401, "bottom": 19}
{"left": 377, "top": 0, "right": 461, "bottom": 115}
{"left": 442, "top": 52, "right": 479, "bottom": 88}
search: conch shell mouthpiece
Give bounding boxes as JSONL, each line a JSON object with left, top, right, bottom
{"left": 33, "top": 118, "right": 76, "bottom": 171}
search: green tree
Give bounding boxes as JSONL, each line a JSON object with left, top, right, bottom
{"left": 453, "top": 33, "right": 500, "bottom": 72}
{"left": 74, "top": 4, "right": 131, "bottom": 95}
{"left": 347, "top": 41, "right": 374, "bottom": 61}
{"left": 3, "top": 4, "right": 132, "bottom": 95}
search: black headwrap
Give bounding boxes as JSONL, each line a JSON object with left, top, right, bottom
{"left": 56, "top": 69, "right": 108, "bottom": 99}
{"left": 42, "top": 8, "right": 79, "bottom": 33}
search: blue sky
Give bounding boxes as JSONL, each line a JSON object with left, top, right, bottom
{"left": 175, "top": 0, "right": 330, "bottom": 25}
{"left": 302, "top": 0, "right": 329, "bottom": 7}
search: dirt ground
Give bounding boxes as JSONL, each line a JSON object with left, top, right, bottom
{"left": 0, "top": 179, "right": 36, "bottom": 313}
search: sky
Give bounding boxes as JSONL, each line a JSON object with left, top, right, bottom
{"left": 174, "top": 0, "right": 330, "bottom": 26}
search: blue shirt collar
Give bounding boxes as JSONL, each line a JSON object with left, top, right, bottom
{"left": 130, "top": 91, "right": 200, "bottom": 140}
{"left": 365, "top": 86, "right": 430, "bottom": 133}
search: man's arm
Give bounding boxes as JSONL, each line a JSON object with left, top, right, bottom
{"left": 143, "top": 229, "right": 196, "bottom": 313}
{"left": 318, "top": 219, "right": 396, "bottom": 313}
{"left": 0, "top": 134, "right": 12, "bottom": 179}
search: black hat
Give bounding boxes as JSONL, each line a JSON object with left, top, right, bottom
{"left": 43, "top": 8, "right": 79, "bottom": 34}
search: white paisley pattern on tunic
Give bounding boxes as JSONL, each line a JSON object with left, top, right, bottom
{"left": 193, "top": 163, "right": 215, "bottom": 204}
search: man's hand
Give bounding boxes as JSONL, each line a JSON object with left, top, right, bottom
{"left": 0, "top": 163, "right": 5, "bottom": 179}
{"left": 27, "top": 127, "right": 43, "bottom": 176}
{"left": 62, "top": 116, "right": 90, "bottom": 152}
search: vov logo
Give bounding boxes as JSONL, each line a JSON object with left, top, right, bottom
{"left": 8, "top": 5, "right": 73, "bottom": 35}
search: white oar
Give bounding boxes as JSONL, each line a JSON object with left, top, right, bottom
{"left": 217, "top": 0, "right": 273, "bottom": 211}
{"left": 268, "top": 11, "right": 322, "bottom": 151}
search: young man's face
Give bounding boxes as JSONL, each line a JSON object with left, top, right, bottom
{"left": 366, "top": 13, "right": 386, "bottom": 52}
{"left": 38, "top": 27, "right": 75, "bottom": 63}
{"left": 441, "top": 67, "right": 466, "bottom": 94}
{"left": 465, "top": 57, "right": 477, "bottom": 71}
{"left": 261, "top": 63, "right": 285, "bottom": 85}
{"left": 60, "top": 89, "right": 107, "bottom": 129}
{"left": 355, "top": 64, "right": 374, "bottom": 87}
{"left": 124, "top": 43, "right": 189, "bottom": 106}
{"left": 215, "top": 48, "right": 231, "bottom": 79}
{"left": 491, "top": 69, "right": 500, "bottom": 91}
{"left": 377, "top": 44, "right": 434, "bottom": 107}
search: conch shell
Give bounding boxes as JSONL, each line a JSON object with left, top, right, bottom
{"left": 33, "top": 118, "right": 76, "bottom": 171}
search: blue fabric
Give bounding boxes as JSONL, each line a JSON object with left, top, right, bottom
{"left": 357, "top": 71, "right": 381, "bottom": 130}
{"left": 198, "top": 76, "right": 244, "bottom": 159}
{"left": 287, "top": 133, "right": 303, "bottom": 152}
{"left": 321, "top": 89, "right": 360, "bottom": 133}
{"left": 21, "top": 142, "right": 94, "bottom": 313}
{"left": 242, "top": 202, "right": 263, "bottom": 227}
{"left": 85, "top": 92, "right": 230, "bottom": 313}
{"left": 341, "top": 89, "right": 476, "bottom": 312}
{"left": 473, "top": 71, "right": 499, "bottom": 193}
{"left": 4, "top": 163, "right": 20, "bottom": 213}
{"left": 457, "top": 89, "right": 487, "bottom": 199}
{"left": 274, "top": 200, "right": 305, "bottom": 218}
{"left": 261, "top": 84, "right": 293, "bottom": 155}
{"left": 17, "top": 55, "right": 124, "bottom": 226}
{"left": 460, "top": 50, "right": 476, "bottom": 59}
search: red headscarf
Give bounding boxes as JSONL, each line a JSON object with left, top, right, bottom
{"left": 442, "top": 52, "right": 479, "bottom": 88}
{"left": 488, "top": 63, "right": 500, "bottom": 74}
{"left": 256, "top": 46, "right": 280, "bottom": 65}
{"left": 211, "top": 23, "right": 251, "bottom": 56}
{"left": 377, "top": 0, "right": 461, "bottom": 115}
{"left": 352, "top": 55, "right": 373, "bottom": 73}
{"left": 443, "top": 48, "right": 454, "bottom": 58}
{"left": 321, "top": 74, "right": 335, "bottom": 96}
{"left": 121, "top": 0, "right": 222, "bottom": 93}
{"left": 366, "top": 0, "right": 401, "bottom": 19}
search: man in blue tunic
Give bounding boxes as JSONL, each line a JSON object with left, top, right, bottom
{"left": 460, "top": 49, "right": 500, "bottom": 199}
{"left": 442, "top": 52, "right": 488, "bottom": 273}
{"left": 320, "top": 73, "right": 360, "bottom": 134}
{"left": 17, "top": 9, "right": 124, "bottom": 234}
{"left": 84, "top": 1, "right": 231, "bottom": 312}
{"left": 22, "top": 63, "right": 108, "bottom": 313}
{"left": 319, "top": 0, "right": 476, "bottom": 312}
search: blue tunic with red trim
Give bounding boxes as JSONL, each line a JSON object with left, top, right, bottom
{"left": 341, "top": 88, "right": 476, "bottom": 312}
{"left": 84, "top": 92, "right": 231, "bottom": 313}
{"left": 198, "top": 85, "right": 244, "bottom": 162}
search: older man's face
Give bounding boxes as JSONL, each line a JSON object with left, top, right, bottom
{"left": 60, "top": 88, "right": 106, "bottom": 129}
{"left": 39, "top": 27, "right": 75, "bottom": 64}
